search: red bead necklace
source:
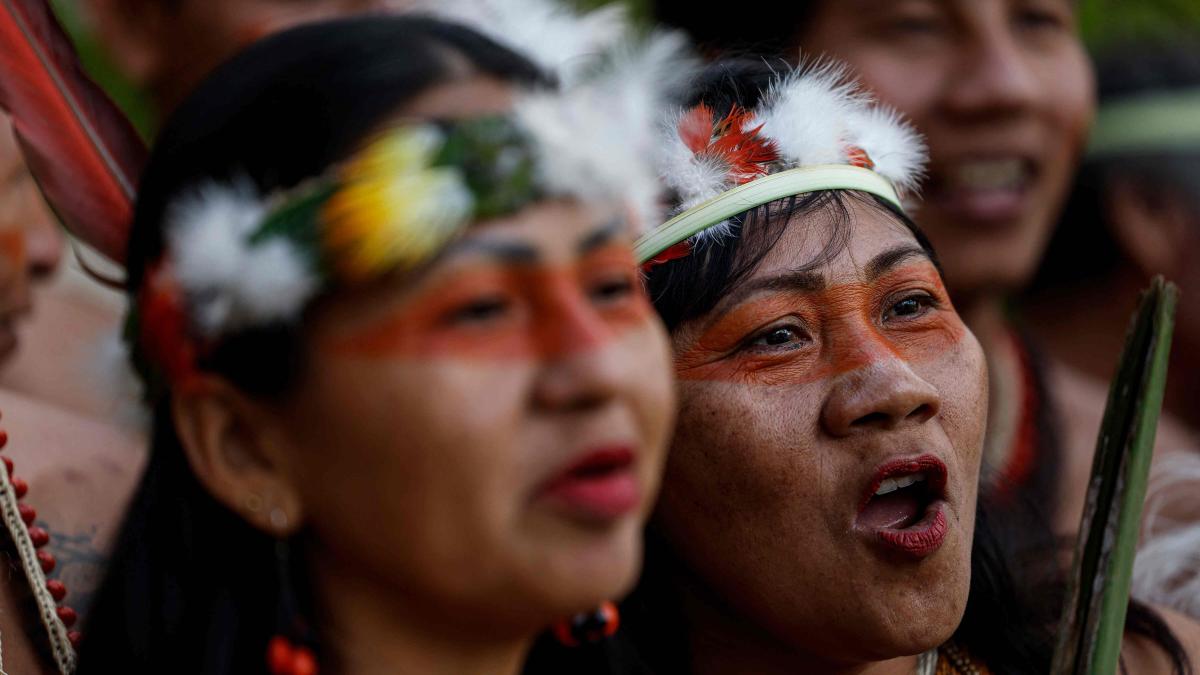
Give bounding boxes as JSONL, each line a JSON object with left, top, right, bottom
{"left": 0, "top": 426, "right": 83, "bottom": 649}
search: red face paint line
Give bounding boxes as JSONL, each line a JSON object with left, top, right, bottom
{"left": 0, "top": 230, "right": 26, "bottom": 273}
{"left": 326, "top": 244, "right": 654, "bottom": 361}
{"left": 675, "top": 265, "right": 966, "bottom": 385}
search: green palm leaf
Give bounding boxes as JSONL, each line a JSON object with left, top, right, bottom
{"left": 1051, "top": 276, "right": 1177, "bottom": 675}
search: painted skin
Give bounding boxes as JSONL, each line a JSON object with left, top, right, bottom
{"left": 654, "top": 200, "right": 989, "bottom": 675}
{"left": 275, "top": 200, "right": 675, "bottom": 667}
{"left": 170, "top": 76, "right": 676, "bottom": 675}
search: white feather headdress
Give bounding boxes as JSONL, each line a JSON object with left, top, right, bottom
{"left": 142, "top": 9, "right": 693, "bottom": 377}
{"left": 640, "top": 59, "right": 926, "bottom": 262}
{"left": 428, "top": 0, "right": 631, "bottom": 85}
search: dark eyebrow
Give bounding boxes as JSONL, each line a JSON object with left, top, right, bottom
{"left": 441, "top": 215, "right": 627, "bottom": 264}
{"left": 716, "top": 270, "right": 827, "bottom": 314}
{"left": 446, "top": 238, "right": 539, "bottom": 264}
{"left": 578, "top": 216, "right": 625, "bottom": 254}
{"left": 864, "top": 245, "right": 932, "bottom": 281}
{"left": 711, "top": 244, "right": 932, "bottom": 316}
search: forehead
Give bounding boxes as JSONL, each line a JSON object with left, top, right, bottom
{"left": 400, "top": 75, "right": 516, "bottom": 121}
{"left": 749, "top": 197, "right": 926, "bottom": 284}
{"left": 446, "top": 199, "right": 629, "bottom": 265}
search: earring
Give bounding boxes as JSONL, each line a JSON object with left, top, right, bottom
{"left": 266, "top": 538, "right": 319, "bottom": 675}
{"left": 552, "top": 601, "right": 620, "bottom": 647}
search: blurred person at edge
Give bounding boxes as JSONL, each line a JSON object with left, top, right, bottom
{"left": 0, "top": 0, "right": 417, "bottom": 650}
{"left": 1029, "top": 41, "right": 1200, "bottom": 438}
{"left": 650, "top": 0, "right": 1198, "bottom": 544}
{"left": 0, "top": 115, "right": 145, "bottom": 663}
{"left": 1026, "top": 40, "right": 1200, "bottom": 618}
{"left": 78, "top": 0, "right": 420, "bottom": 114}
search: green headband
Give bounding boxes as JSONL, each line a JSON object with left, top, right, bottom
{"left": 634, "top": 164, "right": 903, "bottom": 265}
{"left": 1088, "top": 88, "right": 1200, "bottom": 157}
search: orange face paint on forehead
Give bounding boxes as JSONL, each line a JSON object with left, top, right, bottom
{"left": 675, "top": 262, "right": 966, "bottom": 385}
{"left": 325, "top": 243, "right": 653, "bottom": 361}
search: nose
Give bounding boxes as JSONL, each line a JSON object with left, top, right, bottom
{"left": 821, "top": 356, "right": 941, "bottom": 437}
{"left": 24, "top": 213, "right": 64, "bottom": 280}
{"left": 531, "top": 279, "right": 627, "bottom": 412}
{"left": 941, "top": 24, "right": 1040, "bottom": 120}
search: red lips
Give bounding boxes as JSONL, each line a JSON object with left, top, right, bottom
{"left": 537, "top": 446, "right": 640, "bottom": 522}
{"left": 856, "top": 454, "right": 950, "bottom": 559}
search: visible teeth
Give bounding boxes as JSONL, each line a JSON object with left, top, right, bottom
{"left": 874, "top": 472, "right": 926, "bottom": 496}
{"left": 950, "top": 159, "right": 1025, "bottom": 191}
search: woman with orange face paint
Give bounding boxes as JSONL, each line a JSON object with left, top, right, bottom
{"left": 582, "top": 59, "right": 1200, "bottom": 675}
{"left": 60, "top": 15, "right": 683, "bottom": 675}
{"left": 647, "top": 0, "right": 1200, "bottom": 579}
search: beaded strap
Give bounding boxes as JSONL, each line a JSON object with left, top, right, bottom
{"left": 0, "top": 450, "right": 76, "bottom": 673}
{"left": 937, "top": 642, "right": 989, "bottom": 675}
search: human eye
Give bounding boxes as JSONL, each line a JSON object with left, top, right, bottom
{"left": 1013, "top": 1, "right": 1072, "bottom": 35}
{"left": 744, "top": 321, "right": 812, "bottom": 353}
{"left": 882, "top": 292, "right": 940, "bottom": 323}
{"left": 587, "top": 269, "right": 637, "bottom": 306}
{"left": 443, "top": 293, "right": 514, "bottom": 326}
{"left": 876, "top": 3, "right": 949, "bottom": 41}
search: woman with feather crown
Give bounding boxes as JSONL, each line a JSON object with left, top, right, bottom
{"left": 527, "top": 56, "right": 1200, "bottom": 675}
{"left": 0, "top": 1, "right": 694, "bottom": 673}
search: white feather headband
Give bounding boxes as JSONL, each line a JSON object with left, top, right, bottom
{"left": 429, "top": 0, "right": 631, "bottom": 86}
{"left": 138, "top": 25, "right": 692, "bottom": 384}
{"left": 636, "top": 60, "right": 927, "bottom": 265}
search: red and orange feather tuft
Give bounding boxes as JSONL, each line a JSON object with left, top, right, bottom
{"left": 0, "top": 0, "right": 147, "bottom": 266}
{"left": 676, "top": 103, "right": 778, "bottom": 185}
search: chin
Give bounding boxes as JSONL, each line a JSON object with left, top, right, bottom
{"left": 535, "top": 518, "right": 645, "bottom": 616}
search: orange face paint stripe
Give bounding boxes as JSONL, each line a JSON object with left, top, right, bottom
{"left": 325, "top": 244, "right": 653, "bottom": 361}
{"left": 675, "top": 265, "right": 966, "bottom": 385}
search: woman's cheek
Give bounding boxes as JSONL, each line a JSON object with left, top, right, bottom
{"left": 917, "top": 332, "right": 988, "bottom": 465}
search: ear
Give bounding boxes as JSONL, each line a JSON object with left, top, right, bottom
{"left": 1106, "top": 178, "right": 1193, "bottom": 279}
{"left": 171, "top": 377, "right": 305, "bottom": 537}
{"left": 77, "top": 0, "right": 170, "bottom": 88}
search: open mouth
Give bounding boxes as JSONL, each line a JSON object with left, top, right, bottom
{"left": 856, "top": 455, "right": 949, "bottom": 558}
{"left": 926, "top": 156, "right": 1039, "bottom": 224}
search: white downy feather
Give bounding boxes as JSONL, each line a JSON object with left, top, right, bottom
{"left": 843, "top": 105, "right": 926, "bottom": 196}
{"left": 753, "top": 61, "right": 868, "bottom": 168}
{"left": 656, "top": 109, "right": 734, "bottom": 212}
{"left": 517, "top": 30, "right": 694, "bottom": 234}
{"left": 1132, "top": 453, "right": 1200, "bottom": 619}
{"left": 166, "top": 179, "right": 319, "bottom": 337}
{"left": 430, "top": 0, "right": 629, "bottom": 85}
{"left": 653, "top": 57, "right": 927, "bottom": 250}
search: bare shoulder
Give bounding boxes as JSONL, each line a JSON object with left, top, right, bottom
{"left": 1122, "top": 605, "right": 1200, "bottom": 674}
{"left": 1046, "top": 360, "right": 1200, "bottom": 535}
{"left": 0, "top": 387, "right": 148, "bottom": 621}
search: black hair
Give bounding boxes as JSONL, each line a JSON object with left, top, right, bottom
{"left": 77, "top": 16, "right": 550, "bottom": 674}
{"left": 531, "top": 58, "right": 1190, "bottom": 675}
{"left": 1031, "top": 38, "right": 1200, "bottom": 293}
{"left": 652, "top": 0, "right": 817, "bottom": 56}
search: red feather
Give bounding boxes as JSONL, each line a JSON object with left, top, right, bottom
{"left": 676, "top": 103, "right": 778, "bottom": 186}
{"left": 0, "top": 0, "right": 146, "bottom": 265}
{"left": 677, "top": 103, "right": 715, "bottom": 154}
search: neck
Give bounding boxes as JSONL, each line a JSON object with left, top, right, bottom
{"left": 310, "top": 550, "right": 531, "bottom": 675}
{"left": 670, "top": 572, "right": 921, "bottom": 675}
